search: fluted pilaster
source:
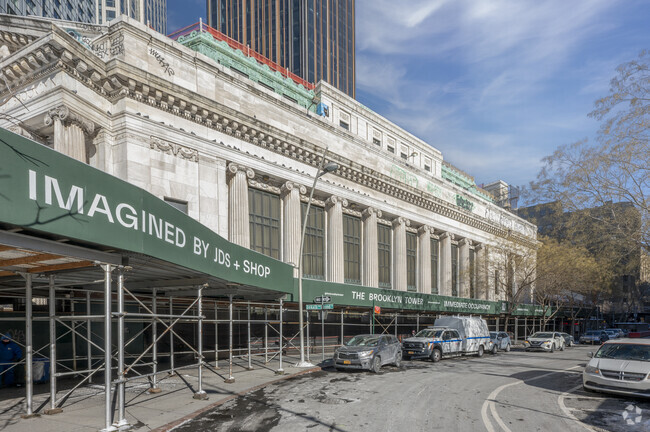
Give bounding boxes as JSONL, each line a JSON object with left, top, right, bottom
{"left": 459, "top": 238, "right": 471, "bottom": 298}
{"left": 474, "top": 244, "right": 486, "bottom": 300}
{"left": 44, "top": 105, "right": 96, "bottom": 163}
{"left": 227, "top": 163, "right": 255, "bottom": 247}
{"left": 362, "top": 207, "right": 381, "bottom": 288}
{"left": 392, "top": 217, "right": 410, "bottom": 292}
{"left": 326, "top": 196, "right": 347, "bottom": 283}
{"left": 439, "top": 232, "right": 454, "bottom": 296}
{"left": 282, "top": 182, "right": 306, "bottom": 267}
{"left": 417, "top": 226, "right": 432, "bottom": 294}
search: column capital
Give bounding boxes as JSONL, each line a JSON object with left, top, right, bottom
{"left": 362, "top": 207, "right": 382, "bottom": 220}
{"left": 227, "top": 163, "right": 255, "bottom": 180}
{"left": 418, "top": 225, "right": 433, "bottom": 236}
{"left": 474, "top": 243, "right": 484, "bottom": 251}
{"left": 280, "top": 181, "right": 307, "bottom": 197}
{"left": 44, "top": 104, "right": 96, "bottom": 136}
{"left": 392, "top": 216, "right": 410, "bottom": 228}
{"left": 458, "top": 238, "right": 471, "bottom": 247}
{"left": 439, "top": 231, "right": 454, "bottom": 241}
{"left": 325, "top": 195, "right": 348, "bottom": 210}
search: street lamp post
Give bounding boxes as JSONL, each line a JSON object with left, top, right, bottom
{"left": 296, "top": 147, "right": 338, "bottom": 367}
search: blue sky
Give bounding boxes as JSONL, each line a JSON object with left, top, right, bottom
{"left": 167, "top": 0, "right": 649, "bottom": 188}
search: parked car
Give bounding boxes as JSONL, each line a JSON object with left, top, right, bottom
{"left": 333, "top": 334, "right": 402, "bottom": 373}
{"left": 583, "top": 338, "right": 650, "bottom": 397}
{"left": 402, "top": 316, "right": 492, "bottom": 362}
{"left": 604, "top": 329, "right": 621, "bottom": 340}
{"left": 605, "top": 328, "right": 625, "bottom": 339}
{"left": 559, "top": 332, "right": 575, "bottom": 347}
{"left": 524, "top": 332, "right": 565, "bottom": 352}
{"left": 490, "top": 331, "right": 512, "bottom": 353}
{"left": 580, "top": 330, "right": 609, "bottom": 345}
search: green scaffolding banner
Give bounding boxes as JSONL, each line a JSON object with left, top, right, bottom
{"left": 0, "top": 128, "right": 293, "bottom": 292}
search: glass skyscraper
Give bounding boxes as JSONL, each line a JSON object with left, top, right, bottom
{"left": 207, "top": 0, "right": 355, "bottom": 97}
{"left": 0, "top": 0, "right": 166, "bottom": 34}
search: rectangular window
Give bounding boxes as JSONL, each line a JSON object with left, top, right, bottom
{"left": 494, "top": 270, "right": 500, "bottom": 298}
{"left": 400, "top": 144, "right": 409, "bottom": 160}
{"left": 343, "top": 215, "right": 361, "bottom": 284}
{"left": 406, "top": 232, "right": 417, "bottom": 292}
{"left": 373, "top": 137, "right": 381, "bottom": 145}
{"left": 451, "top": 243, "right": 458, "bottom": 296}
{"left": 469, "top": 249, "right": 476, "bottom": 298}
{"left": 431, "top": 238, "right": 439, "bottom": 294}
{"left": 301, "top": 203, "right": 325, "bottom": 279}
{"left": 387, "top": 144, "right": 395, "bottom": 154}
{"left": 339, "top": 120, "right": 349, "bottom": 130}
{"left": 248, "top": 188, "right": 280, "bottom": 259}
{"left": 378, "top": 224, "right": 392, "bottom": 288}
{"left": 164, "top": 197, "right": 188, "bottom": 214}
{"left": 424, "top": 157, "right": 432, "bottom": 173}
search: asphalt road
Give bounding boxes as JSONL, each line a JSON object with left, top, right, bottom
{"left": 172, "top": 345, "right": 650, "bottom": 432}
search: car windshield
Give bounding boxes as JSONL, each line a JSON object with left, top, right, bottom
{"left": 531, "top": 332, "right": 554, "bottom": 338}
{"left": 346, "top": 336, "right": 380, "bottom": 347}
{"left": 415, "top": 329, "right": 443, "bottom": 338}
{"left": 595, "top": 344, "right": 650, "bottom": 362}
{"left": 490, "top": 332, "right": 498, "bottom": 338}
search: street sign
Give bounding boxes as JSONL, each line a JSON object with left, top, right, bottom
{"left": 314, "top": 296, "right": 331, "bottom": 303}
{"left": 307, "top": 303, "right": 333, "bottom": 310}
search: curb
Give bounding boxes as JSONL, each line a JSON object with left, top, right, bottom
{"left": 150, "top": 366, "right": 322, "bottom": 431}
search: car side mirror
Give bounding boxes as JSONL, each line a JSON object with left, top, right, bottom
{"left": 588, "top": 352, "right": 593, "bottom": 358}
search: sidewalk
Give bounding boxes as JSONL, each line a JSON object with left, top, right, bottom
{"left": 0, "top": 354, "right": 322, "bottom": 432}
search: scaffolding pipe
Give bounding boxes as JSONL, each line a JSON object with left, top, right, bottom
{"left": 306, "top": 312, "right": 310, "bottom": 362}
{"left": 214, "top": 301, "right": 219, "bottom": 369}
{"left": 225, "top": 295, "right": 234, "bottom": 383}
{"left": 169, "top": 296, "right": 174, "bottom": 374}
{"left": 264, "top": 307, "right": 268, "bottom": 363}
{"left": 46, "top": 275, "right": 61, "bottom": 415}
{"left": 247, "top": 302, "right": 252, "bottom": 370}
{"left": 115, "top": 268, "right": 128, "bottom": 429}
{"left": 24, "top": 273, "right": 33, "bottom": 417}
{"left": 87, "top": 291, "right": 92, "bottom": 384}
{"left": 102, "top": 264, "right": 114, "bottom": 432}
{"left": 194, "top": 286, "right": 207, "bottom": 398}
{"left": 151, "top": 288, "right": 158, "bottom": 392}
{"left": 277, "top": 298, "right": 284, "bottom": 374}
{"left": 340, "top": 311, "right": 344, "bottom": 346}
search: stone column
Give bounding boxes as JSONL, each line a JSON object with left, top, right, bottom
{"left": 44, "top": 105, "right": 96, "bottom": 163}
{"left": 392, "top": 217, "right": 409, "bottom": 292}
{"left": 439, "top": 232, "right": 454, "bottom": 296}
{"left": 281, "top": 182, "right": 306, "bottom": 267}
{"left": 362, "top": 207, "right": 381, "bottom": 288}
{"left": 227, "top": 163, "right": 255, "bottom": 248}
{"left": 459, "top": 238, "right": 471, "bottom": 298}
{"left": 326, "top": 196, "right": 347, "bottom": 283}
{"left": 417, "top": 226, "right": 432, "bottom": 294}
{"left": 475, "top": 244, "right": 487, "bottom": 300}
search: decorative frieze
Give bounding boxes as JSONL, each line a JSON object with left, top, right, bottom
{"left": 149, "top": 136, "right": 199, "bottom": 162}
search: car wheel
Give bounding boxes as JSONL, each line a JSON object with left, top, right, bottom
{"left": 394, "top": 353, "right": 402, "bottom": 368}
{"left": 431, "top": 348, "right": 442, "bottom": 363}
{"left": 550, "top": 343, "right": 555, "bottom": 353}
{"left": 371, "top": 356, "right": 382, "bottom": 373}
{"left": 335, "top": 366, "right": 344, "bottom": 372}
{"left": 477, "top": 345, "right": 484, "bottom": 357}
{"left": 505, "top": 343, "right": 511, "bottom": 352}
{"left": 491, "top": 344, "right": 498, "bottom": 355}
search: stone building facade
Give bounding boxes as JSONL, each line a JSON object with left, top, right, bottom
{"left": 0, "top": 15, "right": 538, "bottom": 309}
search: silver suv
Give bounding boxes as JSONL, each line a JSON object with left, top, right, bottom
{"left": 333, "top": 334, "right": 402, "bottom": 373}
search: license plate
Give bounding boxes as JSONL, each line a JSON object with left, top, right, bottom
{"left": 408, "top": 351, "right": 414, "bottom": 355}
{"left": 343, "top": 360, "right": 351, "bottom": 365}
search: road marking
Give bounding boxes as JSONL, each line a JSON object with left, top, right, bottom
{"left": 558, "top": 385, "right": 605, "bottom": 432}
{"left": 481, "top": 365, "right": 581, "bottom": 432}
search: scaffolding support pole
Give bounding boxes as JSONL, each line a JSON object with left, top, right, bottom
{"left": 71, "top": 290, "right": 77, "bottom": 373}
{"left": 276, "top": 298, "right": 284, "bottom": 375}
{"left": 225, "top": 294, "right": 235, "bottom": 383}
{"left": 45, "top": 275, "right": 62, "bottom": 415}
{"left": 149, "top": 288, "right": 160, "bottom": 393}
{"left": 22, "top": 273, "right": 34, "bottom": 418}
{"left": 214, "top": 301, "right": 219, "bottom": 369}
{"left": 101, "top": 264, "right": 116, "bottom": 432}
{"left": 169, "top": 296, "right": 174, "bottom": 375}
{"left": 114, "top": 268, "right": 129, "bottom": 429}
{"left": 193, "top": 285, "right": 208, "bottom": 399}
{"left": 264, "top": 307, "right": 268, "bottom": 363}
{"left": 87, "top": 291, "right": 92, "bottom": 384}
{"left": 340, "top": 310, "right": 344, "bottom": 346}
{"left": 306, "top": 311, "right": 310, "bottom": 362}
{"left": 247, "top": 302, "right": 252, "bottom": 370}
